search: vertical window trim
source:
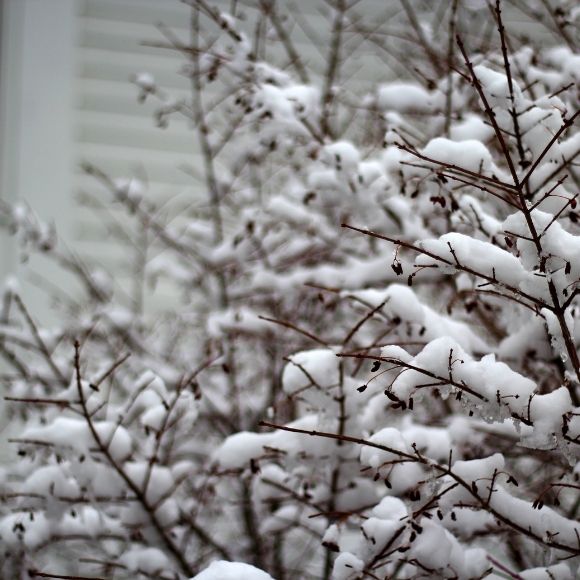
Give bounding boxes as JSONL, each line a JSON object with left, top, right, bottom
{"left": 0, "top": 0, "right": 78, "bottom": 316}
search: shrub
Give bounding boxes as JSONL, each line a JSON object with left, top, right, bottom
{"left": 0, "top": 1, "right": 579, "bottom": 578}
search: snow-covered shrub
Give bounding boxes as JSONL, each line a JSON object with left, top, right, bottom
{"left": 1, "top": 1, "right": 579, "bottom": 579}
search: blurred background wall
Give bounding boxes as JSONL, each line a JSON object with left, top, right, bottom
{"left": 0, "top": 0, "right": 556, "bottom": 321}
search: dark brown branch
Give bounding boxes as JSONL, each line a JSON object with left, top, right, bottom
{"left": 342, "top": 223, "right": 544, "bottom": 308}
{"left": 260, "top": 422, "right": 580, "bottom": 555}
{"left": 73, "top": 341, "right": 229, "bottom": 572}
